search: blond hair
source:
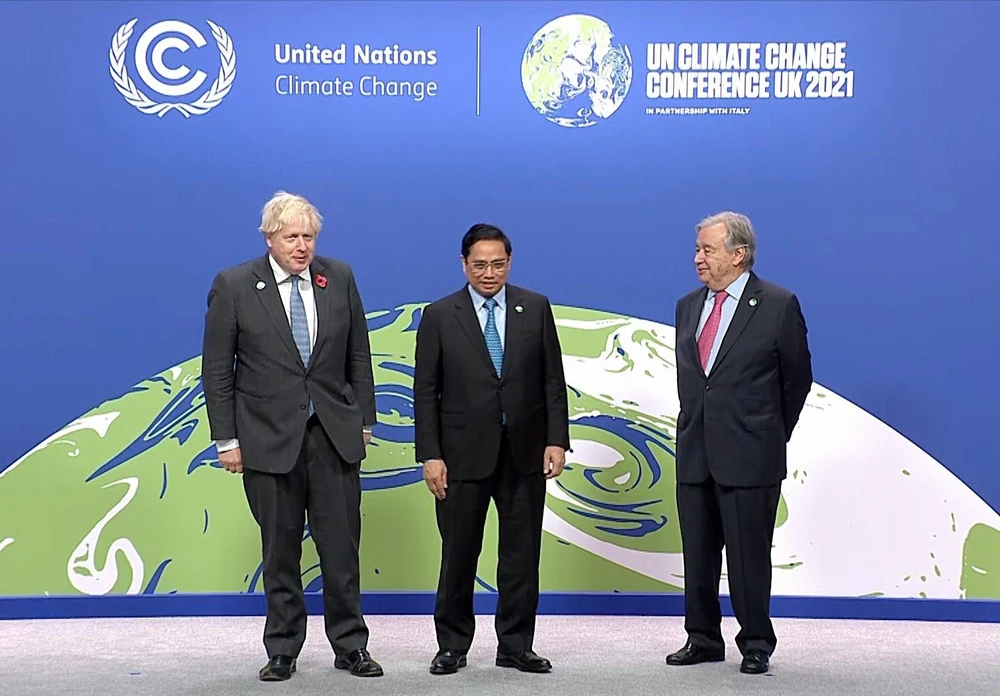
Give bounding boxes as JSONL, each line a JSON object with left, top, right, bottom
{"left": 259, "top": 191, "right": 323, "bottom": 238}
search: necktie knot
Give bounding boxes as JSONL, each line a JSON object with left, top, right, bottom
{"left": 485, "top": 297, "right": 497, "bottom": 311}
{"left": 713, "top": 289, "right": 729, "bottom": 305}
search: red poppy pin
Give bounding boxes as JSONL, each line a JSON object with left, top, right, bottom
{"left": 315, "top": 274, "right": 328, "bottom": 289}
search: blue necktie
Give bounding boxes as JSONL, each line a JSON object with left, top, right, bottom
{"left": 289, "top": 275, "right": 313, "bottom": 414}
{"left": 484, "top": 298, "right": 503, "bottom": 377}
{"left": 289, "top": 276, "right": 311, "bottom": 367}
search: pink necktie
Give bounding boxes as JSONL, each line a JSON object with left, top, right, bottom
{"left": 697, "top": 290, "right": 728, "bottom": 370}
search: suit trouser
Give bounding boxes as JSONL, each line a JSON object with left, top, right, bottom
{"left": 433, "top": 430, "right": 547, "bottom": 655}
{"left": 243, "top": 415, "right": 369, "bottom": 658}
{"left": 676, "top": 476, "right": 781, "bottom": 656}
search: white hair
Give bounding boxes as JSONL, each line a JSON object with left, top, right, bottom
{"left": 696, "top": 211, "right": 756, "bottom": 270}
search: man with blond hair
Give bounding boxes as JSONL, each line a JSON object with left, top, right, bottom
{"left": 202, "top": 191, "right": 382, "bottom": 681}
{"left": 666, "top": 211, "right": 812, "bottom": 676}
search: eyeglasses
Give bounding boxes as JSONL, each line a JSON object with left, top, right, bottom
{"left": 468, "top": 259, "right": 509, "bottom": 274}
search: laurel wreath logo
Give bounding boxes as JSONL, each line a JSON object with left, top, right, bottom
{"left": 109, "top": 19, "right": 236, "bottom": 118}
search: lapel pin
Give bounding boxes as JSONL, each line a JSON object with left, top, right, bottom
{"left": 749, "top": 297, "right": 758, "bottom": 307}
{"left": 515, "top": 305, "right": 523, "bottom": 313}
{"left": 255, "top": 281, "right": 266, "bottom": 291}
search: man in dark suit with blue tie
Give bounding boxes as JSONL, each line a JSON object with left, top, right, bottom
{"left": 413, "top": 223, "right": 571, "bottom": 676}
{"left": 667, "top": 212, "right": 812, "bottom": 675}
{"left": 201, "top": 191, "right": 383, "bottom": 681}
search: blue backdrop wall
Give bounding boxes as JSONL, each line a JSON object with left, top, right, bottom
{"left": 2, "top": 0, "right": 999, "bottom": 621}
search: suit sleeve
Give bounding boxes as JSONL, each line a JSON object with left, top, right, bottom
{"left": 777, "top": 293, "right": 813, "bottom": 442}
{"left": 202, "top": 272, "right": 238, "bottom": 441}
{"left": 345, "top": 268, "right": 377, "bottom": 428}
{"left": 413, "top": 304, "right": 443, "bottom": 462}
{"left": 542, "top": 298, "right": 571, "bottom": 449}
{"left": 675, "top": 299, "right": 683, "bottom": 399}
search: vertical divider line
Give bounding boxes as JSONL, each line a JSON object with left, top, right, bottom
{"left": 476, "top": 25, "right": 481, "bottom": 116}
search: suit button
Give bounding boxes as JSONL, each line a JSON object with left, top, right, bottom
{"left": 300, "top": 404, "right": 307, "bottom": 410}
{"left": 705, "top": 384, "right": 711, "bottom": 391}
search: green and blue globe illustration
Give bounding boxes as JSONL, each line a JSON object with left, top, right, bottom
{"left": 1, "top": 303, "right": 998, "bottom": 600}
{"left": 521, "top": 14, "right": 633, "bottom": 128}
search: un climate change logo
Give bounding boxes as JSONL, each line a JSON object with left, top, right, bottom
{"left": 110, "top": 19, "right": 236, "bottom": 118}
{"left": 521, "top": 14, "right": 632, "bottom": 128}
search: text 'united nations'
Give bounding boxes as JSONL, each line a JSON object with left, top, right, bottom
{"left": 275, "top": 43, "right": 438, "bottom": 66}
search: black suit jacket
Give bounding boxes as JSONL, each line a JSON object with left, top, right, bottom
{"left": 201, "top": 254, "right": 376, "bottom": 473}
{"left": 674, "top": 272, "right": 812, "bottom": 487}
{"left": 413, "top": 284, "right": 570, "bottom": 481}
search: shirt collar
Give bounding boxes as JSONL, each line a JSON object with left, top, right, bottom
{"left": 468, "top": 283, "right": 506, "bottom": 312}
{"left": 268, "top": 254, "right": 311, "bottom": 284}
{"left": 710, "top": 270, "right": 750, "bottom": 302}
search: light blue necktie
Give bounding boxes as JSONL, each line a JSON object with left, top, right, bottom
{"left": 289, "top": 275, "right": 313, "bottom": 414}
{"left": 484, "top": 298, "right": 505, "bottom": 424}
{"left": 484, "top": 297, "right": 503, "bottom": 377}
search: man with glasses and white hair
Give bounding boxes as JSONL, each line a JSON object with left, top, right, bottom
{"left": 666, "top": 212, "right": 812, "bottom": 676}
{"left": 413, "top": 223, "right": 570, "bottom": 676}
{"left": 202, "top": 191, "right": 383, "bottom": 681}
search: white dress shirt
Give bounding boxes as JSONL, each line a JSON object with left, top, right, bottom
{"left": 467, "top": 283, "right": 506, "bottom": 349}
{"left": 268, "top": 254, "right": 318, "bottom": 351}
{"left": 696, "top": 270, "right": 750, "bottom": 375}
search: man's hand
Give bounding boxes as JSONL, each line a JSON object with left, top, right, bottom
{"left": 423, "top": 459, "right": 448, "bottom": 500}
{"left": 543, "top": 446, "right": 566, "bottom": 479}
{"left": 363, "top": 430, "right": 372, "bottom": 447}
{"left": 219, "top": 447, "right": 243, "bottom": 474}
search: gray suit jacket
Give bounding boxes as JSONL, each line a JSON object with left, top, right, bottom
{"left": 201, "top": 254, "right": 376, "bottom": 472}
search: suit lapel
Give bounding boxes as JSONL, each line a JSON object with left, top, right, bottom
{"left": 252, "top": 255, "right": 304, "bottom": 370}
{"left": 454, "top": 287, "right": 500, "bottom": 379}
{"left": 686, "top": 287, "right": 708, "bottom": 377}
{"left": 712, "top": 273, "right": 763, "bottom": 372}
{"left": 500, "top": 286, "right": 522, "bottom": 381}
{"left": 308, "top": 260, "right": 331, "bottom": 371}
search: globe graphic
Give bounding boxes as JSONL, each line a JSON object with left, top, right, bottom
{"left": 2, "top": 303, "right": 999, "bottom": 600}
{"left": 521, "top": 14, "right": 633, "bottom": 128}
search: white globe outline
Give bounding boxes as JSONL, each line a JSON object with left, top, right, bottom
{"left": 520, "top": 14, "right": 633, "bottom": 128}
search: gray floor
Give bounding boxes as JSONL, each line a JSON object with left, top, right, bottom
{"left": 1, "top": 615, "right": 998, "bottom": 695}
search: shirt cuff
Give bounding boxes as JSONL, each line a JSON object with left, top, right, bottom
{"left": 215, "top": 438, "right": 239, "bottom": 452}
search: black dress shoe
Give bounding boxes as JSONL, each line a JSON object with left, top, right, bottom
{"left": 496, "top": 649, "right": 552, "bottom": 673}
{"left": 666, "top": 642, "right": 725, "bottom": 666}
{"left": 334, "top": 648, "right": 384, "bottom": 677}
{"left": 430, "top": 649, "right": 467, "bottom": 675}
{"left": 259, "top": 655, "right": 296, "bottom": 681}
{"left": 740, "top": 650, "right": 769, "bottom": 674}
